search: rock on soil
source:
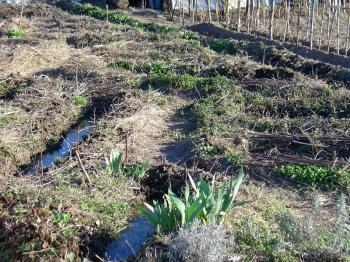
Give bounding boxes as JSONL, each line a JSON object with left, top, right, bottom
{"left": 109, "top": 0, "right": 129, "bottom": 9}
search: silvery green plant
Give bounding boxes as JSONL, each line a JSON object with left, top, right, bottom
{"left": 168, "top": 221, "right": 235, "bottom": 262}
{"left": 140, "top": 167, "right": 245, "bottom": 233}
{"left": 333, "top": 194, "right": 350, "bottom": 252}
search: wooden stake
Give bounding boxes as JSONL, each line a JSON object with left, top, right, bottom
{"left": 106, "top": 4, "right": 109, "bottom": 23}
{"left": 226, "top": 0, "right": 230, "bottom": 25}
{"left": 182, "top": 0, "right": 185, "bottom": 26}
{"left": 208, "top": 0, "right": 212, "bottom": 23}
{"left": 296, "top": 0, "right": 301, "bottom": 45}
{"left": 307, "top": 0, "right": 311, "bottom": 38}
{"left": 336, "top": 0, "right": 340, "bottom": 54}
{"left": 216, "top": 0, "right": 220, "bottom": 22}
{"left": 76, "top": 151, "right": 92, "bottom": 185}
{"left": 19, "top": 0, "right": 24, "bottom": 27}
{"left": 269, "top": 0, "right": 275, "bottom": 40}
{"left": 346, "top": 0, "right": 350, "bottom": 55}
{"left": 310, "top": 0, "right": 315, "bottom": 49}
{"left": 283, "top": 0, "right": 290, "bottom": 42}
{"left": 318, "top": 0, "right": 326, "bottom": 49}
{"left": 263, "top": 2, "right": 266, "bottom": 26}
{"left": 256, "top": 0, "right": 260, "bottom": 30}
{"left": 238, "top": 0, "right": 241, "bottom": 32}
{"left": 247, "top": 0, "right": 251, "bottom": 33}
{"left": 192, "top": 0, "right": 195, "bottom": 23}
{"left": 326, "top": 0, "right": 331, "bottom": 51}
{"left": 327, "top": 2, "right": 336, "bottom": 53}
{"left": 125, "top": 133, "right": 129, "bottom": 164}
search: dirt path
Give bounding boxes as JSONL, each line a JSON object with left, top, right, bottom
{"left": 107, "top": 91, "right": 194, "bottom": 165}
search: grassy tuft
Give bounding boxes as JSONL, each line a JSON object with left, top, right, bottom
{"left": 6, "top": 27, "right": 23, "bottom": 39}
{"left": 73, "top": 96, "right": 88, "bottom": 107}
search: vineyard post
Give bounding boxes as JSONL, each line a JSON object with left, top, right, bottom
{"left": 256, "top": 0, "right": 260, "bottom": 31}
{"left": 336, "top": 0, "right": 340, "bottom": 54}
{"left": 318, "top": 0, "right": 326, "bottom": 49}
{"left": 263, "top": 0, "right": 266, "bottom": 25}
{"left": 283, "top": 0, "right": 290, "bottom": 42}
{"left": 237, "top": 0, "right": 241, "bottom": 32}
{"left": 327, "top": 0, "right": 336, "bottom": 53}
{"left": 247, "top": 0, "right": 251, "bottom": 33}
{"left": 346, "top": 0, "right": 350, "bottom": 55}
{"left": 226, "top": 0, "right": 231, "bottom": 25}
{"left": 183, "top": 0, "right": 186, "bottom": 26}
{"left": 326, "top": 0, "right": 331, "bottom": 51}
{"left": 192, "top": 0, "right": 195, "bottom": 22}
{"left": 307, "top": 0, "right": 311, "bottom": 38}
{"left": 216, "top": 0, "right": 220, "bottom": 22}
{"left": 208, "top": 0, "right": 212, "bottom": 22}
{"left": 179, "top": 0, "right": 182, "bottom": 25}
{"left": 296, "top": 0, "right": 301, "bottom": 45}
{"left": 269, "top": 0, "right": 275, "bottom": 40}
{"left": 310, "top": 0, "right": 315, "bottom": 49}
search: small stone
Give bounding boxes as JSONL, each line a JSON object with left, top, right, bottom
{"left": 109, "top": 0, "right": 129, "bottom": 9}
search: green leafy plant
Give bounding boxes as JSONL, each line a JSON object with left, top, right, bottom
{"left": 209, "top": 39, "right": 246, "bottom": 55}
{"left": 106, "top": 149, "right": 123, "bottom": 174}
{"left": 125, "top": 161, "right": 149, "bottom": 180}
{"left": 129, "top": 78, "right": 142, "bottom": 89}
{"left": 6, "top": 27, "right": 23, "bottom": 39}
{"left": 107, "top": 60, "right": 135, "bottom": 71}
{"left": 73, "top": 96, "right": 88, "bottom": 107}
{"left": 179, "top": 31, "right": 201, "bottom": 45}
{"left": 274, "top": 164, "right": 350, "bottom": 189}
{"left": 141, "top": 167, "right": 245, "bottom": 233}
{"left": 53, "top": 212, "right": 75, "bottom": 237}
{"left": 149, "top": 60, "right": 169, "bottom": 75}
{"left": 0, "top": 80, "right": 20, "bottom": 99}
{"left": 209, "top": 39, "right": 231, "bottom": 53}
{"left": 150, "top": 71, "right": 203, "bottom": 90}
{"left": 225, "top": 149, "right": 243, "bottom": 166}
{"left": 199, "top": 145, "right": 219, "bottom": 156}
{"left": 201, "top": 75, "right": 234, "bottom": 95}
{"left": 149, "top": 60, "right": 205, "bottom": 90}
